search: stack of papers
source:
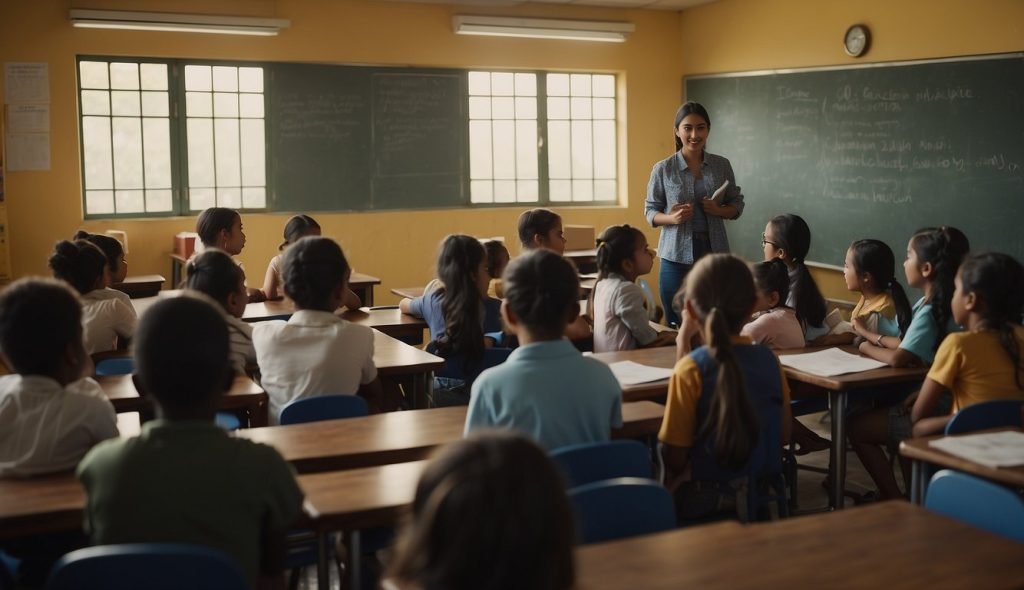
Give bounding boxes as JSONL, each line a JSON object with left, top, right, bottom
{"left": 778, "top": 348, "right": 887, "bottom": 377}
{"left": 607, "top": 361, "right": 673, "bottom": 386}
{"left": 928, "top": 430, "right": 1024, "bottom": 468}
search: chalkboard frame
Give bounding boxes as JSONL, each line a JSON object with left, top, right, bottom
{"left": 683, "top": 51, "right": 1024, "bottom": 266}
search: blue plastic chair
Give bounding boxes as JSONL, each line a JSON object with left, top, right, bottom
{"left": 550, "top": 440, "right": 652, "bottom": 489}
{"left": 568, "top": 477, "right": 676, "bottom": 545}
{"left": 0, "top": 551, "right": 17, "bottom": 590}
{"left": 279, "top": 395, "right": 369, "bottom": 425}
{"left": 925, "top": 469, "right": 1024, "bottom": 542}
{"left": 45, "top": 543, "right": 247, "bottom": 590}
{"left": 94, "top": 357, "right": 134, "bottom": 376}
{"left": 945, "top": 400, "right": 1024, "bottom": 435}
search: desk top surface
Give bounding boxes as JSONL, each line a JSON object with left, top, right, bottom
{"left": 371, "top": 330, "right": 443, "bottom": 374}
{"left": 576, "top": 502, "right": 1024, "bottom": 590}
{"left": 899, "top": 427, "right": 1024, "bottom": 488}
{"left": 98, "top": 374, "right": 264, "bottom": 411}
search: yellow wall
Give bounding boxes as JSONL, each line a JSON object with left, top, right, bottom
{"left": 678, "top": 0, "right": 1024, "bottom": 300}
{"left": 0, "top": 0, "right": 682, "bottom": 301}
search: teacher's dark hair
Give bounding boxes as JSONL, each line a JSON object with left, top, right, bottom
{"left": 674, "top": 102, "right": 711, "bottom": 152}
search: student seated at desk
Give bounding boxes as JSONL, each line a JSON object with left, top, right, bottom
{"left": 465, "top": 250, "right": 622, "bottom": 451}
{"left": 78, "top": 297, "right": 304, "bottom": 590}
{"left": 910, "top": 252, "right": 1024, "bottom": 437}
{"left": 254, "top": 236, "right": 384, "bottom": 420}
{"left": 195, "top": 207, "right": 266, "bottom": 303}
{"left": 262, "top": 214, "right": 362, "bottom": 309}
{"left": 843, "top": 238, "right": 912, "bottom": 346}
{"left": 849, "top": 227, "right": 968, "bottom": 499}
{"left": 49, "top": 239, "right": 136, "bottom": 356}
{"left": 400, "top": 234, "right": 503, "bottom": 405}
{"left": 0, "top": 278, "right": 118, "bottom": 587}
{"left": 483, "top": 238, "right": 510, "bottom": 299}
{"left": 73, "top": 230, "right": 132, "bottom": 308}
{"left": 741, "top": 259, "right": 804, "bottom": 350}
{"left": 590, "top": 224, "right": 676, "bottom": 352}
{"left": 185, "top": 249, "right": 257, "bottom": 376}
{"left": 384, "top": 432, "right": 574, "bottom": 590}
{"left": 660, "top": 254, "right": 791, "bottom": 521}
{"left": 518, "top": 208, "right": 591, "bottom": 342}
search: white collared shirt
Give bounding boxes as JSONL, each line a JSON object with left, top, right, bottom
{"left": 253, "top": 310, "right": 377, "bottom": 423}
{"left": 592, "top": 273, "right": 659, "bottom": 353}
{"left": 0, "top": 375, "right": 118, "bottom": 477}
{"left": 81, "top": 289, "right": 138, "bottom": 355}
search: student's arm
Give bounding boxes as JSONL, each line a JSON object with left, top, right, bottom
{"left": 809, "top": 332, "right": 856, "bottom": 346}
{"left": 858, "top": 338, "right": 920, "bottom": 367}
{"left": 247, "top": 287, "right": 268, "bottom": 303}
{"left": 617, "top": 284, "right": 664, "bottom": 348}
{"left": 113, "top": 300, "right": 137, "bottom": 338}
{"left": 262, "top": 262, "right": 281, "bottom": 301}
{"left": 341, "top": 288, "right": 362, "bottom": 310}
{"left": 641, "top": 331, "right": 679, "bottom": 348}
{"left": 565, "top": 315, "right": 591, "bottom": 341}
{"left": 910, "top": 377, "right": 952, "bottom": 437}
{"left": 659, "top": 442, "right": 691, "bottom": 491}
{"left": 658, "top": 358, "right": 701, "bottom": 489}
{"left": 398, "top": 297, "right": 419, "bottom": 316}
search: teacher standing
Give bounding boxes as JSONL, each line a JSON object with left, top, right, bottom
{"left": 645, "top": 102, "right": 744, "bottom": 327}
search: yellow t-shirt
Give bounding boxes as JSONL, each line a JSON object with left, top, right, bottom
{"left": 926, "top": 326, "right": 1024, "bottom": 413}
{"left": 658, "top": 336, "right": 791, "bottom": 448}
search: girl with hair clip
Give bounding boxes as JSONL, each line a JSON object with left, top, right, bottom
{"left": 741, "top": 259, "right": 805, "bottom": 350}
{"left": 659, "top": 254, "right": 791, "bottom": 521}
{"left": 590, "top": 224, "right": 676, "bottom": 352}
{"left": 400, "top": 234, "right": 503, "bottom": 404}
{"left": 195, "top": 207, "right": 266, "bottom": 302}
{"left": 49, "top": 240, "right": 136, "bottom": 355}
{"left": 261, "top": 214, "right": 361, "bottom": 308}
{"left": 849, "top": 226, "right": 970, "bottom": 499}
{"left": 844, "top": 238, "right": 913, "bottom": 345}
{"left": 185, "top": 249, "right": 256, "bottom": 376}
{"left": 910, "top": 252, "right": 1024, "bottom": 437}
{"left": 383, "top": 432, "right": 575, "bottom": 590}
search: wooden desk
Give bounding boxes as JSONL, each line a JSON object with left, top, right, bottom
{"left": 341, "top": 308, "right": 427, "bottom": 343}
{"left": 238, "top": 401, "right": 664, "bottom": 474}
{"left": 99, "top": 374, "right": 269, "bottom": 427}
{"left": 391, "top": 286, "right": 423, "bottom": 300}
{"left": 576, "top": 502, "right": 1024, "bottom": 589}
{"left": 778, "top": 346, "right": 928, "bottom": 509}
{"left": 370, "top": 329, "right": 443, "bottom": 408}
{"left": 111, "top": 274, "right": 165, "bottom": 299}
{"left": 900, "top": 427, "right": 1024, "bottom": 504}
{"left": 565, "top": 248, "right": 598, "bottom": 273}
{"left": 589, "top": 346, "right": 677, "bottom": 403}
{"left": 169, "top": 252, "right": 188, "bottom": 287}
{"left": 349, "top": 271, "right": 380, "bottom": 307}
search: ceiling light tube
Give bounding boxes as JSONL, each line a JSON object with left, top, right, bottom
{"left": 69, "top": 9, "right": 290, "bottom": 36}
{"left": 453, "top": 15, "right": 634, "bottom": 43}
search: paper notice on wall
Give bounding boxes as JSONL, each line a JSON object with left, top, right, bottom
{"left": 6, "top": 104, "right": 48, "bottom": 132}
{"left": 5, "top": 63, "right": 49, "bottom": 104}
{"left": 5, "top": 131, "right": 49, "bottom": 171}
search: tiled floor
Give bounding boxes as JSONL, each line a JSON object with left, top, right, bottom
{"left": 295, "top": 412, "right": 899, "bottom": 589}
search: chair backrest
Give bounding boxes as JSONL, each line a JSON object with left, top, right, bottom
{"left": 550, "top": 440, "right": 652, "bottom": 489}
{"left": 945, "top": 400, "right": 1024, "bottom": 435}
{"left": 568, "top": 477, "right": 676, "bottom": 545}
{"left": 95, "top": 357, "right": 135, "bottom": 376}
{"left": 925, "top": 469, "right": 1024, "bottom": 542}
{"left": 46, "top": 543, "right": 248, "bottom": 590}
{"left": 279, "top": 394, "right": 369, "bottom": 425}
{"left": 427, "top": 343, "right": 513, "bottom": 382}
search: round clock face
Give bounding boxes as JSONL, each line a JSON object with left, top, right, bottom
{"left": 844, "top": 25, "right": 869, "bottom": 57}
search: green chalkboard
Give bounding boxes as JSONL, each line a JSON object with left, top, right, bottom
{"left": 685, "top": 55, "right": 1024, "bottom": 266}
{"left": 268, "top": 64, "right": 465, "bottom": 212}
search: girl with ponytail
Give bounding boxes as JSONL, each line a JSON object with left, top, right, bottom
{"left": 849, "top": 226, "right": 970, "bottom": 499}
{"left": 844, "top": 238, "right": 913, "bottom": 343}
{"left": 659, "top": 254, "right": 791, "bottom": 520}
{"left": 763, "top": 214, "right": 830, "bottom": 342}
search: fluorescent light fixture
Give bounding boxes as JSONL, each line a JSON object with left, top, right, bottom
{"left": 453, "top": 15, "right": 633, "bottom": 43}
{"left": 69, "top": 9, "right": 290, "bottom": 36}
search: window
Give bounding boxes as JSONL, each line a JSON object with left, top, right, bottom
{"left": 468, "top": 70, "right": 617, "bottom": 205}
{"left": 77, "top": 58, "right": 267, "bottom": 218}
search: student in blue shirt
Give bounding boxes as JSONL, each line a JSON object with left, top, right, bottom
{"left": 464, "top": 249, "right": 623, "bottom": 451}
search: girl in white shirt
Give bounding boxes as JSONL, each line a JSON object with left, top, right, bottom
{"left": 73, "top": 231, "right": 132, "bottom": 308}
{"left": 185, "top": 249, "right": 257, "bottom": 376}
{"left": 261, "top": 214, "right": 361, "bottom": 309}
{"left": 49, "top": 239, "right": 135, "bottom": 356}
{"left": 590, "top": 224, "right": 676, "bottom": 352}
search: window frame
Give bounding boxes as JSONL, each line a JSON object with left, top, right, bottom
{"left": 76, "top": 56, "right": 272, "bottom": 220}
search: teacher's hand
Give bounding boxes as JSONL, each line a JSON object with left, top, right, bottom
{"left": 700, "top": 199, "right": 737, "bottom": 219}
{"left": 667, "top": 203, "right": 694, "bottom": 224}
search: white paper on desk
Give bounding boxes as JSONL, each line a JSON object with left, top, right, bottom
{"left": 929, "top": 431, "right": 1024, "bottom": 468}
{"left": 778, "top": 347, "right": 886, "bottom": 377}
{"left": 607, "top": 361, "right": 673, "bottom": 386}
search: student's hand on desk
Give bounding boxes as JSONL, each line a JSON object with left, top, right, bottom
{"left": 667, "top": 203, "right": 694, "bottom": 224}
{"left": 247, "top": 287, "right": 267, "bottom": 303}
{"left": 851, "top": 316, "right": 870, "bottom": 338}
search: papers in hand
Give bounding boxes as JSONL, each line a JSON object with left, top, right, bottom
{"left": 929, "top": 430, "right": 1024, "bottom": 468}
{"left": 778, "top": 348, "right": 887, "bottom": 377}
{"left": 607, "top": 361, "right": 673, "bottom": 386}
{"left": 709, "top": 179, "right": 730, "bottom": 204}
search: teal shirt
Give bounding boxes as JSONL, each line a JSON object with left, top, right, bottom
{"left": 465, "top": 340, "right": 623, "bottom": 451}
{"left": 78, "top": 420, "right": 304, "bottom": 587}
{"left": 899, "top": 297, "right": 960, "bottom": 365}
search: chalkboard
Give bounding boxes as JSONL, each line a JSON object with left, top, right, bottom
{"left": 269, "top": 64, "right": 465, "bottom": 212}
{"left": 685, "top": 55, "right": 1024, "bottom": 266}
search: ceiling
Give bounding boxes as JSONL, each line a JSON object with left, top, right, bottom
{"left": 377, "top": 0, "right": 717, "bottom": 12}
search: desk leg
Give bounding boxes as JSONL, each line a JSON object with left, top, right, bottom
{"left": 828, "top": 390, "right": 848, "bottom": 510}
{"left": 317, "top": 533, "right": 329, "bottom": 590}
{"left": 910, "top": 460, "right": 924, "bottom": 505}
{"left": 347, "top": 530, "right": 362, "bottom": 590}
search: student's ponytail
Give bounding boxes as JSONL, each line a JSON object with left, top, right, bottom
{"left": 960, "top": 252, "right": 1024, "bottom": 390}
{"left": 910, "top": 226, "right": 970, "bottom": 350}
{"left": 700, "top": 307, "right": 760, "bottom": 470}
{"left": 851, "top": 238, "right": 911, "bottom": 336}
{"left": 589, "top": 225, "right": 645, "bottom": 322}
{"left": 888, "top": 280, "right": 912, "bottom": 337}
{"left": 48, "top": 240, "right": 107, "bottom": 295}
{"left": 769, "top": 214, "right": 826, "bottom": 327}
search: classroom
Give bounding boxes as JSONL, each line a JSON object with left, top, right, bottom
{"left": 1, "top": 0, "right": 1023, "bottom": 588}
